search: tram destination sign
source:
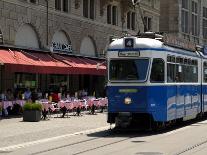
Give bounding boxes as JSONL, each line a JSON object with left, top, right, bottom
{"left": 118, "top": 51, "right": 140, "bottom": 57}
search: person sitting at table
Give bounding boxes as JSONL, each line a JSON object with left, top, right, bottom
{"left": 52, "top": 91, "right": 60, "bottom": 103}
{"left": 5, "top": 89, "right": 14, "bottom": 101}
{"left": 42, "top": 108, "right": 48, "bottom": 120}
{"left": 61, "top": 106, "right": 67, "bottom": 118}
{"left": 12, "top": 102, "right": 22, "bottom": 115}
{"left": 91, "top": 103, "right": 95, "bottom": 115}
{"left": 37, "top": 88, "right": 42, "bottom": 100}
{"left": 31, "top": 89, "right": 38, "bottom": 103}
{"left": 24, "top": 88, "right": 31, "bottom": 101}
{"left": 76, "top": 106, "right": 81, "bottom": 116}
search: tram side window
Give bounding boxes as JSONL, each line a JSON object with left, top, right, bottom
{"left": 175, "top": 65, "right": 184, "bottom": 82}
{"left": 204, "top": 68, "right": 207, "bottom": 82}
{"left": 192, "top": 66, "right": 198, "bottom": 82}
{"left": 167, "top": 63, "right": 176, "bottom": 82}
{"left": 150, "top": 58, "right": 165, "bottom": 83}
{"left": 183, "top": 65, "right": 191, "bottom": 82}
{"left": 204, "top": 62, "right": 207, "bottom": 82}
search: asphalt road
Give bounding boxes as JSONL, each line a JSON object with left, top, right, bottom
{"left": 1, "top": 113, "right": 207, "bottom": 155}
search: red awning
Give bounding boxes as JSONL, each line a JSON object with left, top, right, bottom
{"left": 53, "top": 54, "right": 106, "bottom": 75}
{"left": 0, "top": 49, "right": 106, "bottom": 75}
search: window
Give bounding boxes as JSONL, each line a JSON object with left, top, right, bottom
{"left": 127, "top": 11, "right": 136, "bottom": 30}
{"left": 167, "top": 63, "right": 176, "bottom": 82}
{"left": 55, "top": 0, "right": 69, "bottom": 12}
{"left": 22, "top": 0, "right": 38, "bottom": 4}
{"left": 112, "top": 6, "right": 117, "bottom": 25}
{"left": 182, "top": 0, "right": 188, "bottom": 9}
{"left": 204, "top": 62, "right": 207, "bottom": 82}
{"left": 90, "top": 0, "right": 95, "bottom": 19}
{"left": 30, "top": 0, "right": 36, "bottom": 3}
{"left": 107, "top": 5, "right": 118, "bottom": 25}
{"left": 167, "top": 55, "right": 176, "bottom": 82}
{"left": 192, "top": 1, "right": 198, "bottom": 36}
{"left": 55, "top": 0, "right": 61, "bottom": 11}
{"left": 63, "top": 0, "right": 69, "bottom": 12}
{"left": 107, "top": 5, "right": 112, "bottom": 24}
{"left": 83, "top": 0, "right": 95, "bottom": 19}
{"left": 173, "top": 56, "right": 198, "bottom": 83}
{"left": 150, "top": 58, "right": 165, "bottom": 82}
{"left": 203, "top": 7, "right": 207, "bottom": 39}
{"left": 15, "top": 73, "right": 37, "bottom": 89}
{"left": 181, "top": 0, "right": 189, "bottom": 33}
{"left": 144, "top": 17, "right": 152, "bottom": 31}
{"left": 109, "top": 59, "right": 149, "bottom": 82}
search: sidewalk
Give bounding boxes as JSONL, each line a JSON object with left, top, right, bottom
{"left": 0, "top": 112, "right": 108, "bottom": 148}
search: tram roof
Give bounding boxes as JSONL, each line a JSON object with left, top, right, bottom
{"left": 108, "top": 37, "right": 163, "bottom": 50}
{"left": 108, "top": 37, "right": 199, "bottom": 57}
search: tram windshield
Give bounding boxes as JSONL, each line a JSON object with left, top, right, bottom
{"left": 109, "top": 59, "right": 149, "bottom": 82}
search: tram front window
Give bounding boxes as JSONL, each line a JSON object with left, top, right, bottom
{"left": 109, "top": 59, "right": 149, "bottom": 81}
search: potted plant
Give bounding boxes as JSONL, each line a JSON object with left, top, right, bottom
{"left": 23, "top": 102, "right": 42, "bottom": 122}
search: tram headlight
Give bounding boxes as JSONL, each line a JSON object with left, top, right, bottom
{"left": 124, "top": 97, "right": 132, "bottom": 105}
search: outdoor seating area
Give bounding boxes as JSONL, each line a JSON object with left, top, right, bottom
{"left": 0, "top": 97, "right": 108, "bottom": 120}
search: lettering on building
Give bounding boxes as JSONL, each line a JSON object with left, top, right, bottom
{"left": 52, "top": 42, "right": 72, "bottom": 53}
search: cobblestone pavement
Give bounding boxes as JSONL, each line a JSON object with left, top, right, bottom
{"left": 0, "top": 112, "right": 108, "bottom": 148}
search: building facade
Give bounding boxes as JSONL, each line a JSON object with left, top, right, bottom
{"left": 160, "top": 0, "right": 207, "bottom": 46}
{"left": 0, "top": 0, "right": 160, "bottom": 98}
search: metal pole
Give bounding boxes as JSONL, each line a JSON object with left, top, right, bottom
{"left": 45, "top": 0, "right": 49, "bottom": 46}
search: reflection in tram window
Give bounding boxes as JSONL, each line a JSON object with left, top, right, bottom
{"left": 167, "top": 63, "right": 176, "bottom": 82}
{"left": 150, "top": 58, "right": 165, "bottom": 83}
{"left": 204, "top": 62, "right": 207, "bottom": 82}
{"left": 109, "top": 59, "right": 149, "bottom": 81}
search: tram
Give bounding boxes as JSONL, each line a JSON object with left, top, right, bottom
{"left": 106, "top": 32, "right": 207, "bottom": 129}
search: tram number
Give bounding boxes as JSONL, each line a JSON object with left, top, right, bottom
{"left": 125, "top": 38, "right": 134, "bottom": 48}
{"left": 118, "top": 51, "right": 140, "bottom": 57}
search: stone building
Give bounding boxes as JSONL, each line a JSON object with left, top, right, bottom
{"left": 0, "top": 0, "right": 160, "bottom": 98}
{"left": 160, "top": 0, "right": 207, "bottom": 46}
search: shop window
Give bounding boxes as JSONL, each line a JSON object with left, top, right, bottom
{"left": 15, "top": 73, "right": 37, "bottom": 89}
{"left": 49, "top": 75, "right": 67, "bottom": 93}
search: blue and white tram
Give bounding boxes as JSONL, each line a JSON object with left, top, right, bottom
{"left": 106, "top": 34, "right": 206, "bottom": 128}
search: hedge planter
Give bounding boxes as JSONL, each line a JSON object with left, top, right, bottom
{"left": 23, "top": 110, "right": 41, "bottom": 122}
{"left": 22, "top": 102, "right": 42, "bottom": 122}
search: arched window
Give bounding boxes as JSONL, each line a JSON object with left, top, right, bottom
{"left": 52, "top": 30, "right": 72, "bottom": 53}
{"left": 80, "top": 37, "right": 96, "bottom": 56}
{"left": 15, "top": 24, "right": 39, "bottom": 49}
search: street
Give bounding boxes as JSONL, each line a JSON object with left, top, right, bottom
{"left": 1, "top": 113, "right": 207, "bottom": 155}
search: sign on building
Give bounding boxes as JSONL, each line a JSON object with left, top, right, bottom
{"left": 51, "top": 42, "right": 72, "bottom": 53}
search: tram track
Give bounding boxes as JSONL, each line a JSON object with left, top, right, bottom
{"left": 28, "top": 122, "right": 207, "bottom": 155}
{"left": 28, "top": 128, "right": 146, "bottom": 155}
{"left": 7, "top": 118, "right": 207, "bottom": 155}
{"left": 174, "top": 139, "right": 207, "bottom": 155}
